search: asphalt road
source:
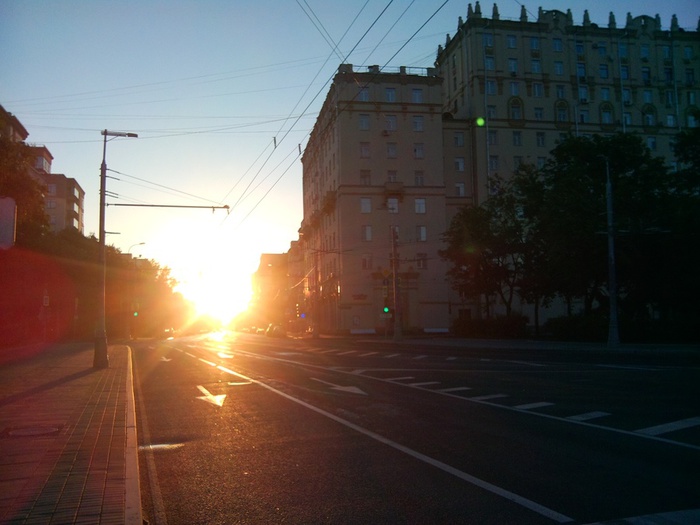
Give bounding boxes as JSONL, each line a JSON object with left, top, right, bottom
{"left": 132, "top": 332, "right": 700, "bottom": 524}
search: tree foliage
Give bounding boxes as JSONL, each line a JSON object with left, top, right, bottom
{"left": 441, "top": 132, "right": 700, "bottom": 342}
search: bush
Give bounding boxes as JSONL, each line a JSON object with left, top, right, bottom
{"left": 452, "top": 315, "right": 529, "bottom": 339}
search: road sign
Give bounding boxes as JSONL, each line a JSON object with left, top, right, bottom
{"left": 380, "top": 313, "right": 393, "bottom": 319}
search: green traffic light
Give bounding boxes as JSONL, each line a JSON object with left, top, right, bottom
{"left": 475, "top": 117, "right": 485, "bottom": 127}
{"left": 133, "top": 311, "right": 138, "bottom": 317}
{"left": 383, "top": 306, "right": 390, "bottom": 313}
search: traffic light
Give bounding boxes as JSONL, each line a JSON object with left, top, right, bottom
{"left": 383, "top": 306, "right": 390, "bottom": 314}
{"left": 475, "top": 116, "right": 486, "bottom": 127}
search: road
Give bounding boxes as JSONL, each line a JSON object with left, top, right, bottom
{"left": 132, "top": 332, "right": 700, "bottom": 524}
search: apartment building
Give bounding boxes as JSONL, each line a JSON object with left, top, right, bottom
{"left": 435, "top": 3, "right": 700, "bottom": 205}
{"left": 300, "top": 64, "right": 451, "bottom": 334}
{"left": 28, "top": 145, "right": 85, "bottom": 234}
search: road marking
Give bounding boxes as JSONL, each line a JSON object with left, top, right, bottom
{"left": 635, "top": 416, "right": 700, "bottom": 436}
{"left": 336, "top": 350, "right": 357, "bottom": 356}
{"left": 514, "top": 402, "right": 554, "bottom": 410}
{"left": 384, "top": 353, "right": 401, "bottom": 358}
{"left": 446, "top": 356, "right": 457, "bottom": 361}
{"left": 310, "top": 377, "right": 367, "bottom": 395}
{"left": 196, "top": 385, "right": 226, "bottom": 407}
{"left": 438, "top": 386, "right": 472, "bottom": 393}
{"left": 505, "top": 360, "right": 546, "bottom": 368}
{"left": 567, "top": 411, "right": 611, "bottom": 422}
{"left": 359, "top": 352, "right": 378, "bottom": 357}
{"left": 413, "top": 355, "right": 428, "bottom": 360}
{"left": 320, "top": 349, "right": 340, "bottom": 354}
{"left": 387, "top": 376, "right": 415, "bottom": 382}
{"left": 225, "top": 370, "right": 574, "bottom": 523}
{"left": 469, "top": 394, "right": 509, "bottom": 401}
{"left": 408, "top": 381, "right": 441, "bottom": 387}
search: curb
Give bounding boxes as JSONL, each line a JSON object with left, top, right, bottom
{"left": 125, "top": 346, "right": 143, "bottom": 525}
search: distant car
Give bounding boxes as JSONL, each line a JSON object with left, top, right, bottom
{"left": 265, "top": 324, "right": 286, "bottom": 338}
{"left": 162, "top": 328, "right": 176, "bottom": 339}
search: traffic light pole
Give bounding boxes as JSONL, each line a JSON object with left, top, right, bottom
{"left": 391, "top": 228, "right": 402, "bottom": 341}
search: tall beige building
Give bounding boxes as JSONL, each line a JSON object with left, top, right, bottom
{"left": 300, "top": 64, "right": 452, "bottom": 334}
{"left": 297, "top": 6, "right": 699, "bottom": 334}
{"left": 436, "top": 3, "right": 700, "bottom": 205}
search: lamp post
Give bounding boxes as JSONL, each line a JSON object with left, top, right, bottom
{"left": 94, "top": 129, "right": 138, "bottom": 369}
{"left": 601, "top": 156, "right": 620, "bottom": 348}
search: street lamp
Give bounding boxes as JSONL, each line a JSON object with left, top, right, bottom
{"left": 128, "top": 242, "right": 145, "bottom": 255}
{"left": 600, "top": 156, "right": 620, "bottom": 348}
{"left": 94, "top": 129, "right": 138, "bottom": 369}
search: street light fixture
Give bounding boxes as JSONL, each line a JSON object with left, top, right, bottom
{"left": 94, "top": 129, "right": 138, "bottom": 369}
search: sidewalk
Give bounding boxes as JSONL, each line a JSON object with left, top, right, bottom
{"left": 0, "top": 343, "right": 141, "bottom": 525}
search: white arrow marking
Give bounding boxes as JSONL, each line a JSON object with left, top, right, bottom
{"left": 196, "top": 385, "right": 227, "bottom": 407}
{"left": 310, "top": 378, "right": 367, "bottom": 395}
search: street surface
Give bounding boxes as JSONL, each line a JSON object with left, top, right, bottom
{"left": 132, "top": 332, "right": 700, "bottom": 524}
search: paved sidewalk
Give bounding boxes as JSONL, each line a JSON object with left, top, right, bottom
{"left": 0, "top": 343, "right": 141, "bottom": 525}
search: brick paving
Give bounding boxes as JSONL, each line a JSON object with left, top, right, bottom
{"left": 0, "top": 343, "right": 140, "bottom": 524}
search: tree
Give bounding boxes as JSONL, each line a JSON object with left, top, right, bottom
{"left": 0, "top": 133, "right": 49, "bottom": 245}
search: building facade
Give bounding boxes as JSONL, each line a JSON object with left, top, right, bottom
{"left": 300, "top": 64, "right": 451, "bottom": 334}
{"left": 435, "top": 2, "right": 700, "bottom": 205}
{"left": 296, "top": 5, "right": 699, "bottom": 334}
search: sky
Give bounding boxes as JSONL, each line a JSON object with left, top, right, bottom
{"left": 2, "top": 0, "right": 697, "bottom": 322}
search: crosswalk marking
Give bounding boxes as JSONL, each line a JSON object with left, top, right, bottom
{"left": 567, "top": 411, "right": 611, "bottom": 422}
{"left": 387, "top": 376, "right": 415, "bottom": 381}
{"left": 636, "top": 416, "right": 700, "bottom": 436}
{"left": 469, "top": 394, "right": 508, "bottom": 401}
{"left": 413, "top": 355, "right": 428, "bottom": 360}
{"left": 336, "top": 350, "right": 356, "bottom": 356}
{"left": 359, "top": 352, "right": 378, "bottom": 357}
{"left": 384, "top": 353, "right": 401, "bottom": 358}
{"left": 408, "top": 381, "right": 441, "bottom": 387}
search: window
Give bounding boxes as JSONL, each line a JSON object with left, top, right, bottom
{"left": 360, "top": 198, "right": 372, "bottom": 214}
{"left": 556, "top": 85, "right": 565, "bottom": 99}
{"left": 385, "top": 115, "right": 397, "bottom": 131}
{"left": 641, "top": 44, "right": 650, "bottom": 59}
{"left": 621, "top": 65, "right": 629, "bottom": 80}
{"left": 530, "top": 37, "right": 540, "bottom": 50}
{"left": 46, "top": 200, "right": 56, "bottom": 209}
{"left": 686, "top": 69, "right": 695, "bottom": 85}
{"left": 536, "top": 132, "right": 545, "bottom": 147}
{"left": 533, "top": 82, "right": 543, "bottom": 97}
{"left": 664, "top": 67, "right": 673, "bottom": 84}
{"left": 454, "top": 157, "right": 465, "bottom": 171}
{"left": 512, "top": 131, "right": 522, "bottom": 146}
{"left": 643, "top": 90, "right": 653, "bottom": 103}
{"left": 662, "top": 46, "right": 672, "bottom": 59}
{"left": 487, "top": 130, "right": 498, "bottom": 145}
{"left": 485, "top": 56, "right": 495, "bottom": 71}
{"left": 601, "top": 87, "right": 611, "bottom": 101}
{"left": 416, "top": 253, "right": 428, "bottom": 270}
{"left": 508, "top": 58, "right": 518, "bottom": 73}
{"left": 577, "top": 63, "right": 586, "bottom": 77}
{"left": 385, "top": 88, "right": 396, "bottom": 102}
{"left": 414, "top": 198, "right": 426, "bottom": 214}
{"left": 689, "top": 92, "right": 697, "bottom": 105}
{"left": 537, "top": 157, "right": 546, "bottom": 169}
{"left": 412, "top": 115, "right": 424, "bottom": 132}
{"left": 597, "top": 42, "right": 607, "bottom": 57}
{"left": 623, "top": 112, "right": 632, "bottom": 126}
{"left": 644, "top": 112, "right": 655, "bottom": 126}
{"left": 416, "top": 226, "right": 427, "bottom": 242}
{"left": 599, "top": 64, "right": 609, "bottom": 79}
{"left": 483, "top": 33, "right": 493, "bottom": 47}
{"left": 455, "top": 183, "right": 465, "bottom": 197}
{"left": 602, "top": 109, "right": 613, "bottom": 124}
{"left": 684, "top": 46, "right": 693, "bottom": 60}
{"left": 532, "top": 60, "right": 541, "bottom": 74}
{"left": 360, "top": 170, "right": 371, "bottom": 185}
{"left": 509, "top": 101, "right": 522, "bottom": 120}
{"left": 487, "top": 105, "right": 497, "bottom": 118}
{"left": 647, "top": 136, "right": 657, "bottom": 151}
{"left": 362, "top": 225, "right": 372, "bottom": 241}
{"left": 576, "top": 42, "right": 584, "bottom": 55}
{"left": 453, "top": 132, "right": 464, "bottom": 147}
{"left": 358, "top": 87, "right": 369, "bottom": 101}
{"left": 553, "top": 38, "right": 563, "bottom": 52}
{"left": 514, "top": 156, "right": 523, "bottom": 168}
{"left": 413, "top": 143, "right": 425, "bottom": 159}
{"left": 387, "top": 170, "right": 398, "bottom": 183}
{"left": 618, "top": 42, "right": 628, "bottom": 58}
{"left": 47, "top": 184, "right": 57, "bottom": 195}
{"left": 411, "top": 88, "right": 423, "bottom": 103}
{"left": 360, "top": 142, "right": 370, "bottom": 158}
{"left": 579, "top": 109, "right": 590, "bottom": 123}
{"left": 665, "top": 90, "right": 674, "bottom": 106}
{"left": 666, "top": 114, "right": 677, "bottom": 127}
{"left": 554, "top": 61, "right": 564, "bottom": 75}
{"left": 489, "top": 155, "right": 499, "bottom": 170}
{"left": 557, "top": 104, "right": 569, "bottom": 122}
{"left": 362, "top": 254, "right": 373, "bottom": 270}
{"left": 486, "top": 80, "right": 497, "bottom": 95}
{"left": 534, "top": 107, "right": 544, "bottom": 121}
{"left": 579, "top": 86, "right": 589, "bottom": 101}
{"left": 387, "top": 142, "right": 397, "bottom": 158}
{"left": 387, "top": 198, "right": 399, "bottom": 214}
{"left": 642, "top": 67, "right": 651, "bottom": 84}
{"left": 622, "top": 88, "right": 631, "bottom": 103}
{"left": 507, "top": 35, "right": 517, "bottom": 49}
{"left": 359, "top": 114, "right": 370, "bottom": 130}
{"left": 414, "top": 171, "right": 424, "bottom": 186}
{"left": 510, "top": 82, "right": 520, "bottom": 96}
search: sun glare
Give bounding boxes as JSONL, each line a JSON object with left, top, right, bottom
{"left": 176, "top": 271, "right": 252, "bottom": 326}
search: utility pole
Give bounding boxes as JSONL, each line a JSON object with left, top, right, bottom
{"left": 391, "top": 227, "right": 402, "bottom": 341}
{"left": 603, "top": 157, "right": 620, "bottom": 348}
